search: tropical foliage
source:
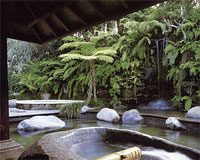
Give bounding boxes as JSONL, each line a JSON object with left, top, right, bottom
{"left": 59, "top": 36, "right": 116, "bottom": 105}
{"left": 59, "top": 102, "right": 85, "bottom": 119}
{"left": 8, "top": 0, "right": 200, "bottom": 111}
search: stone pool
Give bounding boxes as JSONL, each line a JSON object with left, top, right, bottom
{"left": 10, "top": 119, "right": 200, "bottom": 151}
{"left": 18, "top": 127, "right": 200, "bottom": 160}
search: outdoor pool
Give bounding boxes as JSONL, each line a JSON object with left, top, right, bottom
{"left": 10, "top": 119, "right": 200, "bottom": 151}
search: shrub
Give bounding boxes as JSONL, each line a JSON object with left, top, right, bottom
{"left": 59, "top": 102, "right": 84, "bottom": 119}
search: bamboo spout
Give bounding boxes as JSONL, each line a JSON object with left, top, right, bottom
{"left": 93, "top": 147, "right": 142, "bottom": 160}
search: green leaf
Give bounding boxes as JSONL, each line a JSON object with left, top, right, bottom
{"left": 53, "top": 84, "right": 60, "bottom": 94}
{"left": 181, "top": 96, "right": 189, "bottom": 100}
{"left": 185, "top": 98, "right": 192, "bottom": 111}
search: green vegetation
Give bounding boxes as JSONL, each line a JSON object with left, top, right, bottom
{"left": 8, "top": 0, "right": 200, "bottom": 111}
{"left": 59, "top": 102, "right": 85, "bottom": 119}
{"left": 59, "top": 36, "right": 116, "bottom": 105}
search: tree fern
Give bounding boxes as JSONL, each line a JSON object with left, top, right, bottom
{"left": 59, "top": 35, "right": 116, "bottom": 105}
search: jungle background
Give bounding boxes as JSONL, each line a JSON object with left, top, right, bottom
{"left": 8, "top": 0, "right": 200, "bottom": 111}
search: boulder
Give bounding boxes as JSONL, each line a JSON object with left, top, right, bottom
{"left": 18, "top": 127, "right": 200, "bottom": 160}
{"left": 80, "top": 105, "right": 95, "bottom": 113}
{"left": 165, "top": 117, "right": 185, "bottom": 130}
{"left": 17, "top": 115, "right": 65, "bottom": 132}
{"left": 97, "top": 108, "right": 120, "bottom": 123}
{"left": 187, "top": 106, "right": 200, "bottom": 119}
{"left": 122, "top": 109, "right": 143, "bottom": 124}
{"left": 9, "top": 99, "right": 17, "bottom": 108}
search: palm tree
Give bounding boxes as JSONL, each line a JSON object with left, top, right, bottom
{"left": 59, "top": 38, "right": 116, "bottom": 105}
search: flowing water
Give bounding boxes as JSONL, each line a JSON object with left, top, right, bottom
{"left": 71, "top": 141, "right": 192, "bottom": 160}
{"left": 10, "top": 119, "right": 200, "bottom": 151}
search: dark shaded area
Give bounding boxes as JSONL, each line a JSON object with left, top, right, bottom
{"left": 2, "top": 0, "right": 165, "bottom": 44}
{"left": 0, "top": 6, "right": 9, "bottom": 140}
{"left": 19, "top": 154, "right": 49, "bottom": 160}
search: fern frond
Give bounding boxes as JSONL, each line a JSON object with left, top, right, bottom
{"left": 95, "top": 55, "right": 114, "bottom": 63}
{"left": 62, "top": 65, "right": 79, "bottom": 80}
{"left": 62, "top": 36, "right": 82, "bottom": 42}
{"left": 93, "top": 49, "right": 116, "bottom": 56}
{"left": 59, "top": 42, "right": 92, "bottom": 51}
{"left": 59, "top": 53, "right": 83, "bottom": 61}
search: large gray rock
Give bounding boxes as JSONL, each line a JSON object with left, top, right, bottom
{"left": 80, "top": 105, "right": 100, "bottom": 113}
{"left": 187, "top": 106, "right": 200, "bottom": 119}
{"left": 165, "top": 117, "right": 185, "bottom": 130}
{"left": 80, "top": 105, "right": 91, "bottom": 113}
{"left": 18, "top": 127, "right": 200, "bottom": 160}
{"left": 122, "top": 109, "right": 143, "bottom": 124}
{"left": 97, "top": 108, "right": 120, "bottom": 123}
{"left": 17, "top": 115, "right": 65, "bottom": 131}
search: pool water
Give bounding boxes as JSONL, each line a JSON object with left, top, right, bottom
{"left": 71, "top": 141, "right": 192, "bottom": 160}
{"left": 10, "top": 119, "right": 200, "bottom": 151}
{"left": 115, "top": 108, "right": 188, "bottom": 119}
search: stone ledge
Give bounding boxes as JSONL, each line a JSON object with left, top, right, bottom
{"left": 0, "top": 139, "right": 24, "bottom": 160}
{"left": 18, "top": 127, "right": 200, "bottom": 160}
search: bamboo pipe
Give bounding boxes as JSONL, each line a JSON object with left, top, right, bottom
{"left": 93, "top": 147, "right": 142, "bottom": 160}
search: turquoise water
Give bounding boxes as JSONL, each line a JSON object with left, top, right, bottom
{"left": 10, "top": 119, "right": 200, "bottom": 150}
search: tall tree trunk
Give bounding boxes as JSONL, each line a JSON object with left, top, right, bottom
{"left": 85, "top": 61, "right": 93, "bottom": 106}
{"left": 92, "top": 60, "right": 97, "bottom": 102}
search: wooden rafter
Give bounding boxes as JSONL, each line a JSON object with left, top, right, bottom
{"left": 23, "top": 1, "right": 36, "bottom": 18}
{"left": 65, "top": 7, "right": 86, "bottom": 25}
{"left": 27, "top": 5, "right": 66, "bottom": 29}
{"left": 88, "top": 1, "right": 104, "bottom": 18}
{"left": 43, "top": 19, "right": 57, "bottom": 37}
{"left": 4, "top": 0, "right": 164, "bottom": 44}
{"left": 120, "top": 0, "right": 129, "bottom": 9}
{"left": 31, "top": 26, "right": 42, "bottom": 42}
{"left": 53, "top": 14, "right": 69, "bottom": 31}
{"left": 35, "top": 1, "right": 45, "bottom": 13}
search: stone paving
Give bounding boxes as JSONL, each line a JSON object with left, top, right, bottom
{"left": 9, "top": 109, "right": 59, "bottom": 118}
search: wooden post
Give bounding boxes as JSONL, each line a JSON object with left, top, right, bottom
{"left": 0, "top": 2, "right": 10, "bottom": 140}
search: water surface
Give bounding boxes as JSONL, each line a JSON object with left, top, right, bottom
{"left": 10, "top": 119, "right": 200, "bottom": 150}
{"left": 71, "top": 141, "right": 192, "bottom": 160}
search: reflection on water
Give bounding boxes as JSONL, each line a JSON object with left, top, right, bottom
{"left": 97, "top": 120, "right": 121, "bottom": 128}
{"left": 138, "top": 109, "right": 187, "bottom": 118}
{"left": 71, "top": 141, "right": 191, "bottom": 160}
{"left": 10, "top": 119, "right": 200, "bottom": 150}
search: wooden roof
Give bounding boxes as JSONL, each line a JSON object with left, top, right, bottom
{"left": 2, "top": 0, "right": 164, "bottom": 44}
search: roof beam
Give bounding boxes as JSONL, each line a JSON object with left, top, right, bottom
{"left": 35, "top": 1, "right": 45, "bottom": 13}
{"left": 88, "top": 1, "right": 104, "bottom": 18}
{"left": 65, "top": 7, "right": 86, "bottom": 25}
{"left": 53, "top": 14, "right": 69, "bottom": 32}
{"left": 43, "top": 19, "right": 57, "bottom": 37}
{"left": 27, "top": 5, "right": 66, "bottom": 29}
{"left": 120, "top": 0, "right": 129, "bottom": 9}
{"left": 23, "top": 1, "right": 36, "bottom": 18}
{"left": 31, "top": 26, "right": 42, "bottom": 42}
